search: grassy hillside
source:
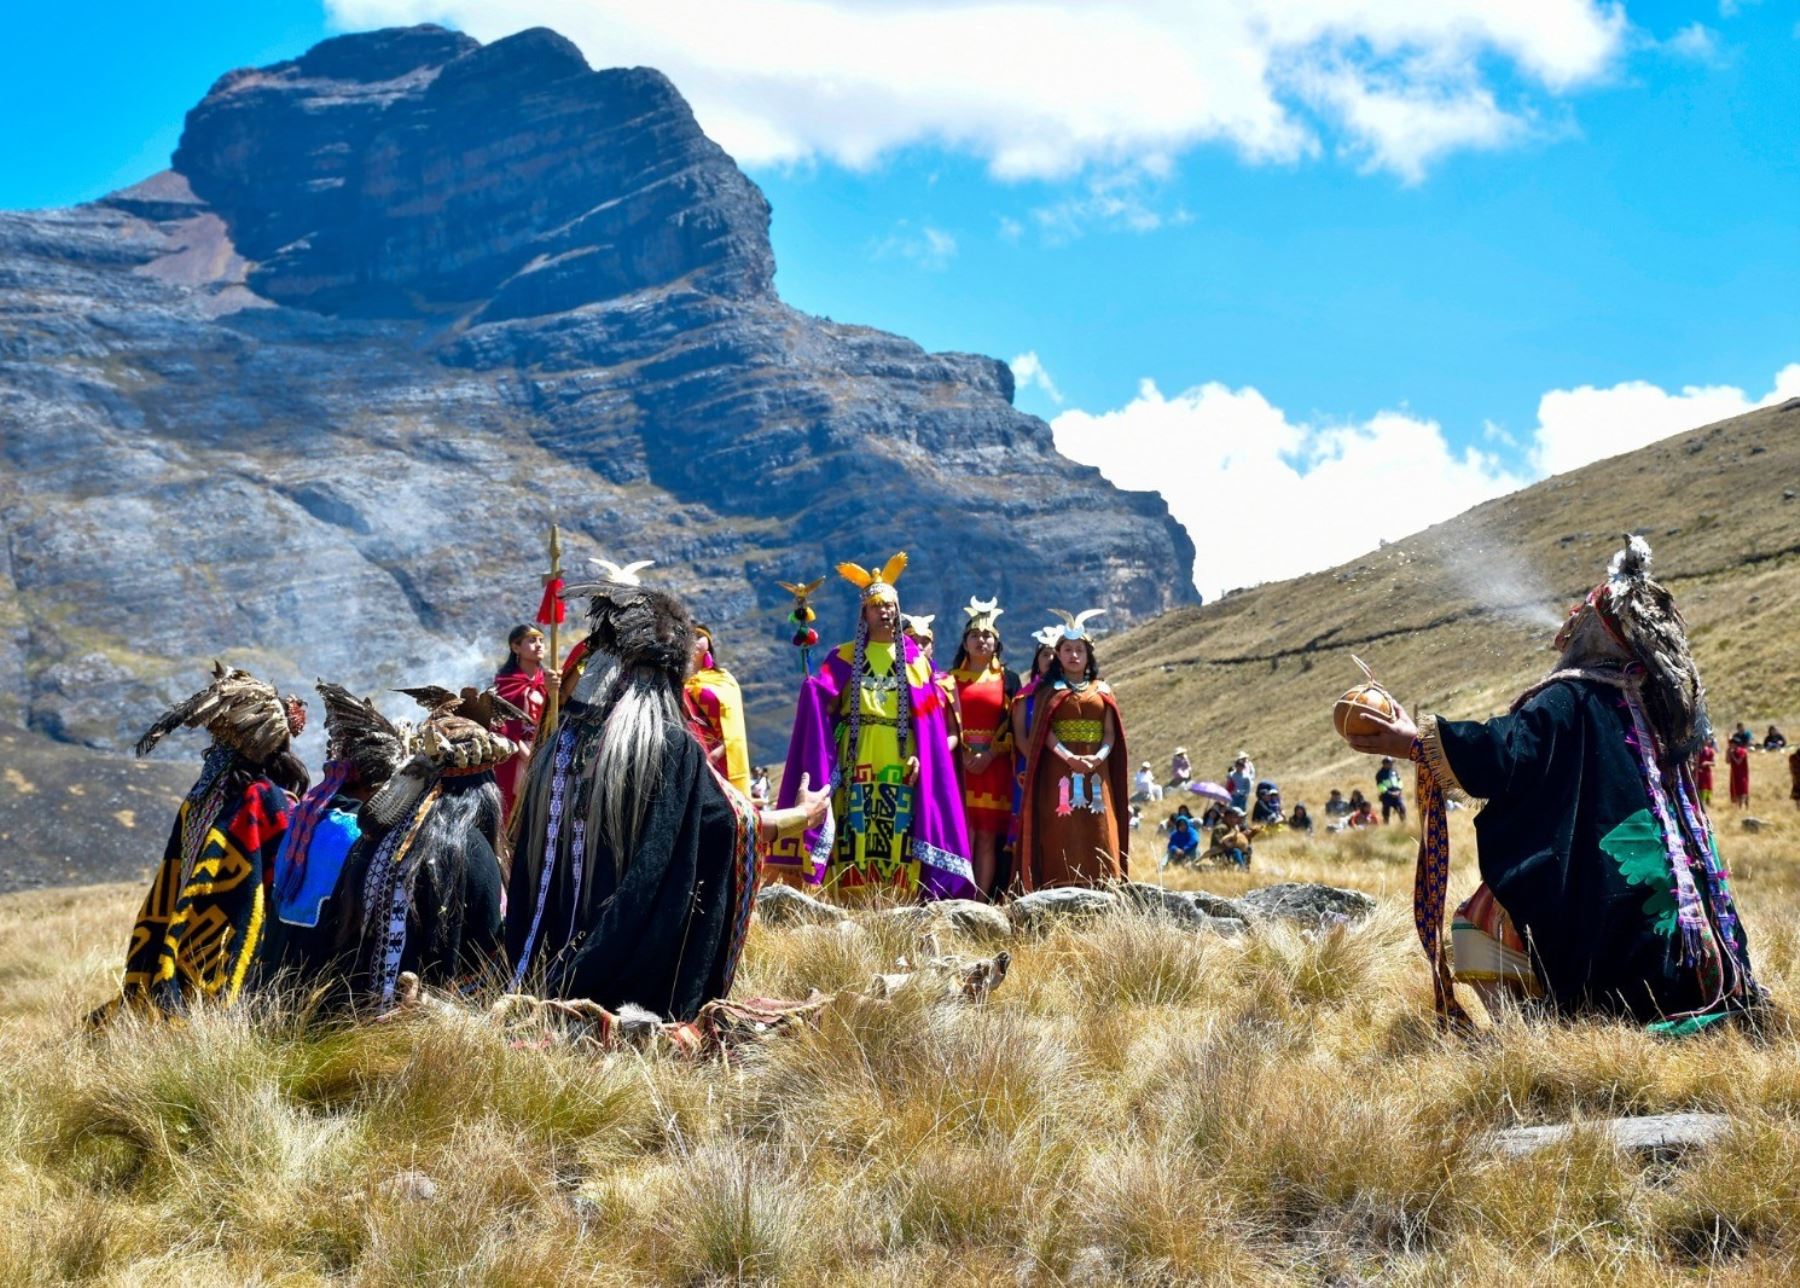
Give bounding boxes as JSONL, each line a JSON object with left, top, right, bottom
{"left": 1104, "top": 397, "right": 1800, "bottom": 816}
{"left": 4, "top": 807, "right": 1800, "bottom": 1282}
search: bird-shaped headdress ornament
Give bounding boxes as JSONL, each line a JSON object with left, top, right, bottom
{"left": 963, "top": 595, "right": 1004, "bottom": 635}
{"left": 136, "top": 660, "right": 307, "bottom": 764}
{"left": 777, "top": 575, "right": 826, "bottom": 674}
{"left": 836, "top": 552, "right": 908, "bottom": 605}
{"left": 1031, "top": 623, "right": 1063, "bottom": 649}
{"left": 1049, "top": 608, "right": 1106, "bottom": 643}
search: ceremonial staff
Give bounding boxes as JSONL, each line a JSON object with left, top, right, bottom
{"left": 536, "top": 524, "right": 566, "bottom": 740}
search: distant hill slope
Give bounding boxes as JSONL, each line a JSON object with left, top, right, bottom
{"left": 1104, "top": 399, "right": 1800, "bottom": 795}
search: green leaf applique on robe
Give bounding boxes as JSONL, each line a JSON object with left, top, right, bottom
{"left": 1599, "top": 807, "right": 1679, "bottom": 937}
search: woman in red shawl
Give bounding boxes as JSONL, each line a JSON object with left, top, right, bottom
{"left": 492, "top": 623, "right": 559, "bottom": 821}
{"left": 1694, "top": 737, "right": 1717, "bottom": 806}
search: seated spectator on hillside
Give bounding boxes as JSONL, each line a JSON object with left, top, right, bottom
{"left": 1134, "top": 761, "right": 1163, "bottom": 802}
{"left": 1376, "top": 756, "right": 1407, "bottom": 823}
{"left": 1324, "top": 788, "right": 1350, "bottom": 819}
{"left": 1289, "top": 803, "right": 1314, "bottom": 833}
{"left": 1251, "top": 779, "right": 1284, "bottom": 825}
{"left": 1765, "top": 725, "right": 1788, "bottom": 752}
{"left": 1201, "top": 802, "right": 1224, "bottom": 828}
{"left": 1170, "top": 747, "right": 1193, "bottom": 786}
{"left": 749, "top": 765, "right": 772, "bottom": 804}
{"left": 1206, "top": 807, "right": 1256, "bottom": 868}
{"left": 1346, "top": 797, "right": 1379, "bottom": 829}
{"left": 1164, "top": 806, "right": 1203, "bottom": 865}
{"left": 1790, "top": 747, "right": 1800, "bottom": 812}
{"left": 1129, "top": 805, "right": 1143, "bottom": 831}
{"left": 1226, "top": 756, "right": 1253, "bottom": 811}
{"left": 1730, "top": 722, "right": 1755, "bottom": 748}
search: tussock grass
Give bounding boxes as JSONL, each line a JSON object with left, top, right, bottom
{"left": 3, "top": 806, "right": 1800, "bottom": 1282}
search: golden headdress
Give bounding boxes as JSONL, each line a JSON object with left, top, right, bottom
{"left": 836, "top": 551, "right": 908, "bottom": 605}
{"left": 963, "top": 595, "right": 1004, "bottom": 635}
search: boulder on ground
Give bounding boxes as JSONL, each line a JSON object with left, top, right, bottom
{"left": 755, "top": 884, "right": 849, "bottom": 926}
{"left": 1117, "top": 883, "right": 1248, "bottom": 935}
{"left": 1236, "top": 883, "right": 1377, "bottom": 925}
{"left": 1492, "top": 1112, "right": 1730, "bottom": 1161}
{"left": 1008, "top": 887, "right": 1119, "bottom": 930}
{"left": 930, "top": 898, "right": 1014, "bottom": 942}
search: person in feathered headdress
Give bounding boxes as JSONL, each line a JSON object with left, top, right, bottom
{"left": 1015, "top": 610, "right": 1132, "bottom": 891}
{"left": 260, "top": 681, "right": 414, "bottom": 986}
{"left": 771, "top": 553, "right": 976, "bottom": 900}
{"left": 507, "top": 562, "right": 828, "bottom": 1019}
{"left": 949, "top": 596, "right": 1020, "bottom": 898}
{"left": 1343, "top": 536, "right": 1764, "bottom": 1031}
{"left": 322, "top": 683, "right": 522, "bottom": 1010}
{"left": 95, "top": 663, "right": 310, "bottom": 1020}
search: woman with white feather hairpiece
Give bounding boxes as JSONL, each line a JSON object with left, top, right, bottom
{"left": 1015, "top": 609, "right": 1131, "bottom": 891}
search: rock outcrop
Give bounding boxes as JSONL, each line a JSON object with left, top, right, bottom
{"left": 0, "top": 23, "right": 1198, "bottom": 884}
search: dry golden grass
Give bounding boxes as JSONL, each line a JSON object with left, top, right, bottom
{"left": 3, "top": 802, "right": 1799, "bottom": 1284}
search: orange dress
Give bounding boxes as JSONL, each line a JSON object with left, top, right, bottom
{"left": 1019, "top": 681, "right": 1129, "bottom": 889}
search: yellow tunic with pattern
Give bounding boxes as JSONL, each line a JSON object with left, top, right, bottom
{"left": 830, "top": 640, "right": 931, "bottom": 896}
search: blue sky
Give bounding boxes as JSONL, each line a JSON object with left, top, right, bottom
{"left": 4, "top": 1, "right": 1795, "bottom": 594}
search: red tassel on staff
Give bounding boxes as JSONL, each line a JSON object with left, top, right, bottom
{"left": 536, "top": 576, "right": 566, "bottom": 626}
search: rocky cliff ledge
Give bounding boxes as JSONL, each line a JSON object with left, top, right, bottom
{"left": 0, "top": 25, "right": 1195, "bottom": 883}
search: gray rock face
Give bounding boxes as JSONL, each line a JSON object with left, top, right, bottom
{"left": 1118, "top": 883, "right": 1248, "bottom": 935}
{"left": 0, "top": 24, "right": 1198, "bottom": 885}
{"left": 1235, "top": 883, "right": 1377, "bottom": 926}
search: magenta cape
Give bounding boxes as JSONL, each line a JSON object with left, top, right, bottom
{"left": 770, "top": 637, "right": 975, "bottom": 900}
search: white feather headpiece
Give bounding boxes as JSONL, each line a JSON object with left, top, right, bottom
{"left": 1049, "top": 607, "right": 1105, "bottom": 642}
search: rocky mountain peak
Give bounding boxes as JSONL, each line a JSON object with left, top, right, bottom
{"left": 172, "top": 24, "right": 774, "bottom": 319}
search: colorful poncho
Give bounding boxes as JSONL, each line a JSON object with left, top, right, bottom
{"left": 107, "top": 753, "right": 292, "bottom": 1016}
{"left": 770, "top": 636, "right": 975, "bottom": 900}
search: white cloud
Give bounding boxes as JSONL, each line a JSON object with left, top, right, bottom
{"left": 1053, "top": 361, "right": 1800, "bottom": 597}
{"left": 1029, "top": 168, "right": 1192, "bottom": 242}
{"left": 326, "top": 0, "right": 1629, "bottom": 183}
{"left": 1051, "top": 379, "right": 1523, "bottom": 598}
{"left": 1526, "top": 364, "right": 1800, "bottom": 475}
{"left": 1009, "top": 351, "right": 1064, "bottom": 405}
{"left": 1664, "top": 22, "right": 1724, "bottom": 63}
{"left": 870, "top": 221, "right": 957, "bottom": 270}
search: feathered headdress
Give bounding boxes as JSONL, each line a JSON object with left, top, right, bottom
{"left": 135, "top": 660, "right": 306, "bottom": 764}
{"left": 963, "top": 595, "right": 1004, "bottom": 635}
{"left": 315, "top": 681, "right": 413, "bottom": 787}
{"left": 1597, "top": 534, "right": 1709, "bottom": 758}
{"left": 1031, "top": 624, "right": 1063, "bottom": 649}
{"left": 364, "top": 684, "right": 524, "bottom": 830}
{"left": 1049, "top": 608, "right": 1106, "bottom": 642}
{"left": 837, "top": 552, "right": 908, "bottom": 605}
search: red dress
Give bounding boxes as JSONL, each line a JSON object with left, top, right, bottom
{"left": 492, "top": 667, "right": 547, "bottom": 820}
{"left": 951, "top": 663, "right": 1014, "bottom": 835}
{"left": 1695, "top": 743, "right": 1715, "bottom": 795}
{"left": 1728, "top": 743, "right": 1751, "bottom": 804}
